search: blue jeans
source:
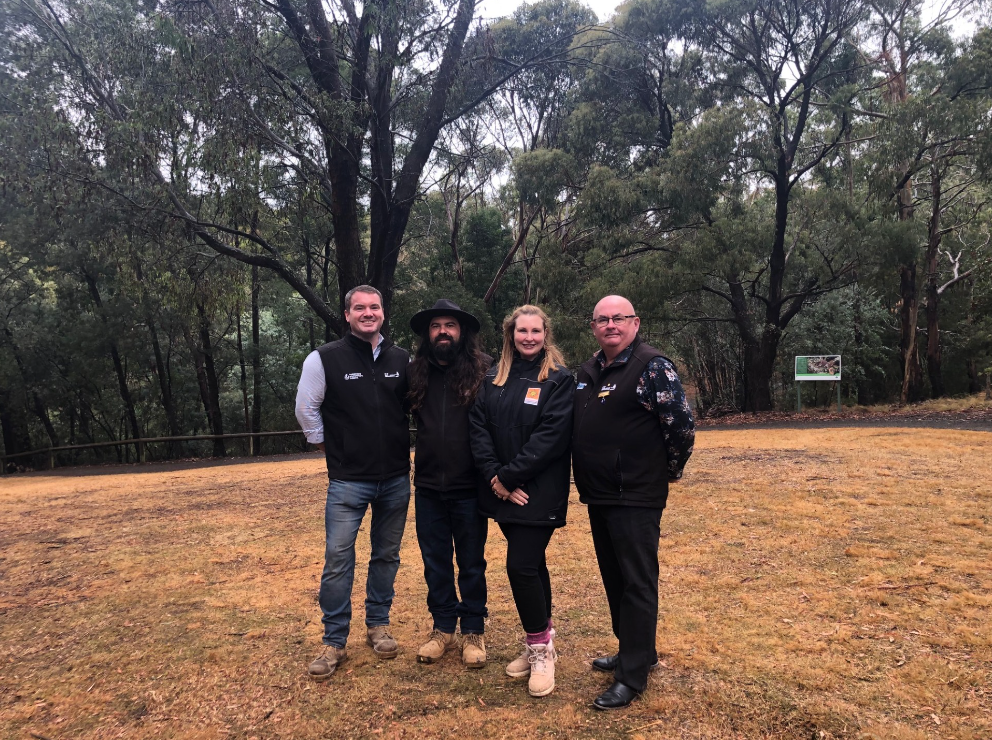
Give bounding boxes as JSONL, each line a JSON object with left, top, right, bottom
{"left": 320, "top": 475, "right": 411, "bottom": 647}
{"left": 415, "top": 489, "right": 489, "bottom": 634}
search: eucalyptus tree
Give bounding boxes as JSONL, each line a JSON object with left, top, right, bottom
{"left": 480, "top": 0, "right": 598, "bottom": 305}
{"left": 2, "top": 0, "right": 589, "bottom": 337}
{"left": 864, "top": 11, "right": 992, "bottom": 400}
{"left": 569, "top": 0, "right": 869, "bottom": 410}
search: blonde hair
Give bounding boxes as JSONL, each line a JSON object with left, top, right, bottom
{"left": 492, "top": 305, "right": 568, "bottom": 386}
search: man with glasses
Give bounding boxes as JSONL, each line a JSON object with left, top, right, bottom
{"left": 295, "top": 285, "right": 411, "bottom": 680}
{"left": 572, "top": 295, "right": 695, "bottom": 709}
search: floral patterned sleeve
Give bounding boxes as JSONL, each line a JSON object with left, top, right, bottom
{"left": 636, "top": 357, "right": 695, "bottom": 480}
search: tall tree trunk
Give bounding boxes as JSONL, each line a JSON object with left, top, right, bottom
{"left": 966, "top": 359, "right": 980, "bottom": 394}
{"left": 83, "top": 270, "right": 142, "bottom": 457}
{"left": 924, "top": 163, "right": 944, "bottom": 399}
{"left": 133, "top": 258, "right": 182, "bottom": 454}
{"left": 899, "top": 263, "right": 925, "bottom": 403}
{"left": 0, "top": 387, "right": 33, "bottom": 468}
{"left": 743, "top": 332, "right": 779, "bottom": 413}
{"left": 148, "top": 320, "right": 182, "bottom": 457}
{"left": 305, "top": 234, "right": 316, "bottom": 351}
{"left": 891, "top": 61, "right": 925, "bottom": 405}
{"left": 236, "top": 302, "right": 251, "bottom": 455}
{"left": 197, "top": 302, "right": 226, "bottom": 457}
{"left": 32, "top": 393, "right": 58, "bottom": 448}
{"left": 251, "top": 265, "right": 263, "bottom": 456}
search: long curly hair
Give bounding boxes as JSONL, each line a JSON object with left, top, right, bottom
{"left": 408, "top": 325, "right": 489, "bottom": 411}
{"left": 492, "top": 305, "right": 567, "bottom": 386}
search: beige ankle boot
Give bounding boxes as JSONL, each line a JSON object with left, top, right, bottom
{"left": 416, "top": 629, "right": 455, "bottom": 663}
{"left": 527, "top": 639, "right": 557, "bottom": 697}
{"left": 461, "top": 633, "right": 486, "bottom": 668}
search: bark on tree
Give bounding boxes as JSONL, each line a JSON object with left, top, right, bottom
{"left": 236, "top": 302, "right": 252, "bottom": 453}
{"left": 251, "top": 265, "right": 262, "bottom": 456}
{"left": 899, "top": 263, "right": 925, "bottom": 403}
{"left": 197, "top": 302, "right": 226, "bottom": 458}
{"left": 924, "top": 164, "right": 945, "bottom": 398}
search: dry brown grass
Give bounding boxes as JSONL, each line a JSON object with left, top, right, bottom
{"left": 1, "top": 428, "right": 990, "bottom": 739}
{"left": 849, "top": 394, "right": 992, "bottom": 415}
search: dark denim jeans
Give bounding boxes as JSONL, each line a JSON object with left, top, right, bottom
{"left": 414, "top": 489, "right": 488, "bottom": 634}
{"left": 320, "top": 475, "right": 410, "bottom": 647}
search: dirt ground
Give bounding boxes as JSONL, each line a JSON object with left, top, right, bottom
{"left": 1, "top": 427, "right": 991, "bottom": 739}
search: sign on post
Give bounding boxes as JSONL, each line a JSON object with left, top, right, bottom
{"left": 795, "top": 355, "right": 842, "bottom": 412}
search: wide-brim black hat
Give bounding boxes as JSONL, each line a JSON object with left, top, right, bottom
{"left": 410, "top": 298, "right": 481, "bottom": 334}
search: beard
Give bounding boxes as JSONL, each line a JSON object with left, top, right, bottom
{"left": 431, "top": 334, "right": 461, "bottom": 363}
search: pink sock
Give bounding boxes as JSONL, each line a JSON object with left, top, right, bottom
{"left": 526, "top": 627, "right": 552, "bottom": 645}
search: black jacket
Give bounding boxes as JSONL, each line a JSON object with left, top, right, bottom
{"left": 317, "top": 333, "right": 410, "bottom": 481}
{"left": 572, "top": 337, "right": 671, "bottom": 508}
{"left": 469, "top": 354, "right": 575, "bottom": 526}
{"left": 412, "top": 353, "right": 492, "bottom": 497}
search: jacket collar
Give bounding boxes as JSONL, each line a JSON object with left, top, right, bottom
{"left": 345, "top": 331, "right": 389, "bottom": 357}
{"left": 511, "top": 349, "right": 545, "bottom": 372}
{"left": 593, "top": 335, "right": 642, "bottom": 370}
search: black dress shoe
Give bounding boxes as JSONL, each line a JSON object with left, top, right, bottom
{"left": 591, "top": 654, "right": 660, "bottom": 673}
{"left": 593, "top": 681, "right": 640, "bottom": 710}
{"left": 592, "top": 654, "right": 619, "bottom": 672}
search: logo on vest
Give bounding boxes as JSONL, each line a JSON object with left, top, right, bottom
{"left": 383, "top": 371, "right": 400, "bottom": 378}
{"left": 344, "top": 372, "right": 364, "bottom": 380}
{"left": 576, "top": 382, "right": 587, "bottom": 390}
{"left": 598, "top": 382, "right": 616, "bottom": 399}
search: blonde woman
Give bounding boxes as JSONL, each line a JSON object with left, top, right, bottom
{"left": 469, "top": 305, "right": 575, "bottom": 697}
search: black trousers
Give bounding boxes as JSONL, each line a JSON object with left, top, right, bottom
{"left": 588, "top": 503, "right": 663, "bottom": 693}
{"left": 498, "top": 522, "right": 555, "bottom": 634}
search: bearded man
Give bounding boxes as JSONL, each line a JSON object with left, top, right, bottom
{"left": 407, "top": 299, "right": 492, "bottom": 667}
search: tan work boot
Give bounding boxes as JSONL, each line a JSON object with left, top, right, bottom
{"left": 367, "top": 625, "right": 399, "bottom": 659}
{"left": 527, "top": 640, "right": 557, "bottom": 697}
{"left": 417, "top": 629, "right": 455, "bottom": 664}
{"left": 307, "top": 645, "right": 347, "bottom": 681}
{"left": 461, "top": 633, "right": 486, "bottom": 669}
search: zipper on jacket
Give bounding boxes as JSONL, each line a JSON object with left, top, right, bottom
{"left": 371, "top": 347, "right": 383, "bottom": 479}
{"left": 441, "top": 372, "right": 447, "bottom": 491}
{"left": 616, "top": 450, "right": 623, "bottom": 494}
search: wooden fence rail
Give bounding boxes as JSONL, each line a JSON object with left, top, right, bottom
{"left": 0, "top": 430, "right": 307, "bottom": 473}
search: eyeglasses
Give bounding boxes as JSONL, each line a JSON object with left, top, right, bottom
{"left": 593, "top": 314, "right": 636, "bottom": 327}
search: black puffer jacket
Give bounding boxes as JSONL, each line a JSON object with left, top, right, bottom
{"left": 469, "top": 353, "right": 575, "bottom": 527}
{"left": 412, "top": 353, "right": 492, "bottom": 496}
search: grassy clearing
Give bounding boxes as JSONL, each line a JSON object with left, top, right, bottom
{"left": 1, "top": 428, "right": 990, "bottom": 739}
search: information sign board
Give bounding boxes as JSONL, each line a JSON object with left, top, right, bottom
{"left": 795, "top": 355, "right": 841, "bottom": 381}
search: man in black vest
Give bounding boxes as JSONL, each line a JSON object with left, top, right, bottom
{"left": 295, "top": 285, "right": 411, "bottom": 681}
{"left": 572, "top": 295, "right": 695, "bottom": 709}
{"left": 407, "top": 299, "right": 492, "bottom": 668}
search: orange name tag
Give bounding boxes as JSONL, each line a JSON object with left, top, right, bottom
{"left": 524, "top": 387, "right": 541, "bottom": 405}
